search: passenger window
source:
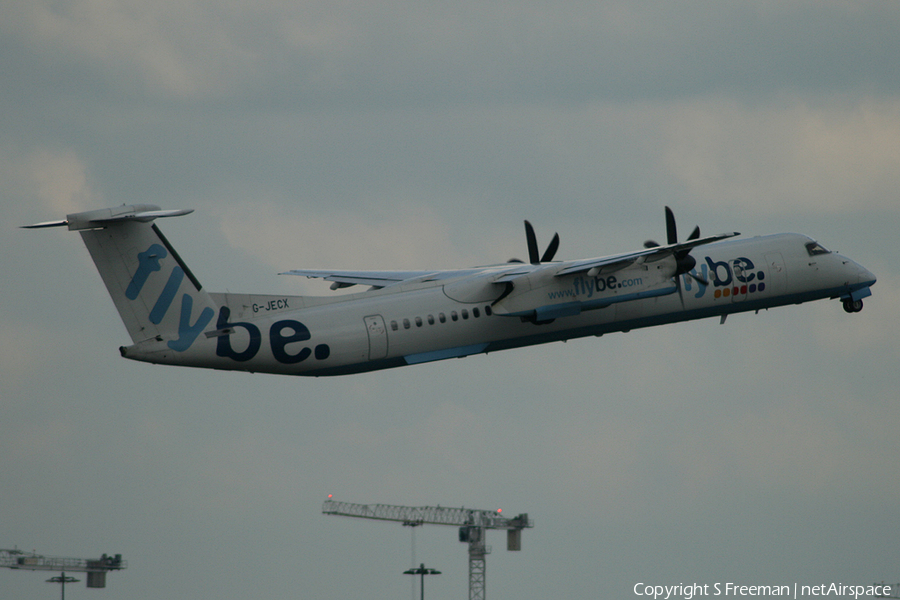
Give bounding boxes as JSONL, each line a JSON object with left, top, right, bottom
{"left": 439, "top": 313, "right": 446, "bottom": 323}
{"left": 390, "top": 320, "right": 398, "bottom": 331}
{"left": 806, "top": 241, "right": 830, "bottom": 256}
{"left": 461, "top": 309, "right": 469, "bottom": 320}
{"left": 473, "top": 307, "right": 480, "bottom": 318}
{"left": 484, "top": 305, "right": 492, "bottom": 316}
{"left": 403, "top": 318, "right": 411, "bottom": 329}
{"left": 451, "top": 311, "right": 458, "bottom": 322}
{"left": 427, "top": 315, "right": 435, "bottom": 325}
{"left": 415, "top": 316, "right": 423, "bottom": 327}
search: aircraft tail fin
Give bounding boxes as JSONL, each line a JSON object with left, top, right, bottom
{"left": 25, "top": 205, "right": 218, "bottom": 349}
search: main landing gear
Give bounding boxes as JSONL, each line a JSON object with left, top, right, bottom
{"left": 843, "top": 298, "right": 864, "bottom": 313}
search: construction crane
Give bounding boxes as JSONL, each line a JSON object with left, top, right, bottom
{"left": 1, "top": 548, "right": 126, "bottom": 590}
{"left": 322, "top": 498, "right": 533, "bottom": 600}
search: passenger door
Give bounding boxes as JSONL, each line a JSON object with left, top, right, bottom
{"left": 364, "top": 315, "right": 388, "bottom": 360}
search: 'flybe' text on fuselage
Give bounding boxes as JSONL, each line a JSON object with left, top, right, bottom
{"left": 127, "top": 243, "right": 330, "bottom": 365}
{"left": 684, "top": 256, "right": 768, "bottom": 299}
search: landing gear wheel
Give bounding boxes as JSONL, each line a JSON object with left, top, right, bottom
{"left": 843, "top": 298, "right": 863, "bottom": 313}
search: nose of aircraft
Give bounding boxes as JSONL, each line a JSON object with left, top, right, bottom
{"left": 856, "top": 262, "right": 877, "bottom": 285}
{"left": 840, "top": 254, "right": 876, "bottom": 286}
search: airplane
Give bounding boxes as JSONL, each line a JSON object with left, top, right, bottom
{"left": 24, "top": 204, "right": 876, "bottom": 377}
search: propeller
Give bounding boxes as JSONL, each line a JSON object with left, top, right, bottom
{"left": 510, "top": 220, "right": 560, "bottom": 264}
{"left": 667, "top": 207, "right": 706, "bottom": 284}
{"left": 645, "top": 206, "right": 708, "bottom": 286}
{"left": 647, "top": 207, "right": 710, "bottom": 307}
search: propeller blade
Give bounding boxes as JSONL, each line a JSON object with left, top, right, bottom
{"left": 688, "top": 271, "right": 709, "bottom": 286}
{"left": 644, "top": 239, "right": 660, "bottom": 248}
{"left": 687, "top": 225, "right": 700, "bottom": 241}
{"left": 665, "top": 206, "right": 677, "bottom": 246}
{"left": 524, "top": 220, "right": 540, "bottom": 265}
{"left": 541, "top": 232, "right": 560, "bottom": 262}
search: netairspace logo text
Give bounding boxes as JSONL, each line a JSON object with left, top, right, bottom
{"left": 633, "top": 582, "right": 894, "bottom": 599}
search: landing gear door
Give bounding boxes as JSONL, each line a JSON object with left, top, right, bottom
{"left": 364, "top": 315, "right": 388, "bottom": 360}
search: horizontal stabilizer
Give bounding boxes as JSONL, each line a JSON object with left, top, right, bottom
{"left": 23, "top": 205, "right": 193, "bottom": 231}
{"left": 21, "top": 219, "right": 70, "bottom": 229}
{"left": 91, "top": 208, "right": 194, "bottom": 225}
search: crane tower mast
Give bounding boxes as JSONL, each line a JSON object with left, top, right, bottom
{"left": 323, "top": 499, "right": 532, "bottom": 600}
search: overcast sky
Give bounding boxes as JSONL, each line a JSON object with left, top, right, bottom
{"left": 2, "top": 1, "right": 899, "bottom": 599}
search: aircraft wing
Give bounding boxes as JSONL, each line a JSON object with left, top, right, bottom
{"left": 554, "top": 231, "right": 739, "bottom": 277}
{"left": 282, "top": 230, "right": 739, "bottom": 290}
{"left": 281, "top": 268, "right": 495, "bottom": 289}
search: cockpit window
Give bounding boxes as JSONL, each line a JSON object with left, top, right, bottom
{"left": 806, "top": 241, "right": 830, "bottom": 256}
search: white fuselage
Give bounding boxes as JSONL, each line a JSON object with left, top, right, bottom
{"left": 120, "top": 233, "right": 876, "bottom": 376}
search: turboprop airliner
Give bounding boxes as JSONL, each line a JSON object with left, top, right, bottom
{"left": 25, "top": 205, "right": 875, "bottom": 376}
